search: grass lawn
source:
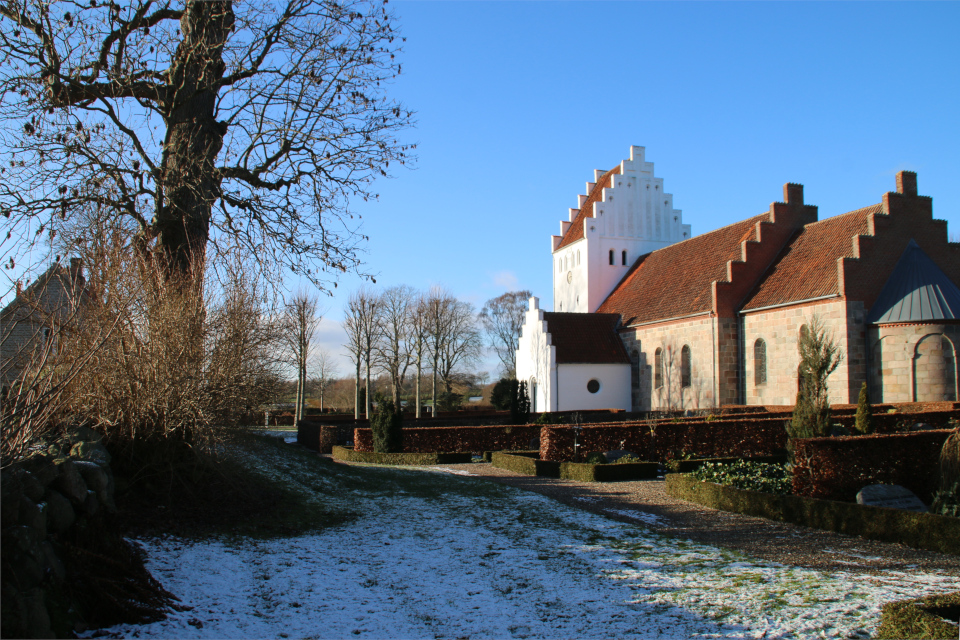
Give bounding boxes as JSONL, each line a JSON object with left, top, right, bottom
{"left": 86, "top": 435, "right": 960, "bottom": 639}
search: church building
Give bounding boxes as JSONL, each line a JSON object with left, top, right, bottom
{"left": 516, "top": 146, "right": 960, "bottom": 412}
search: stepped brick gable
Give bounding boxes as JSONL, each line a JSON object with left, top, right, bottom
{"left": 519, "top": 147, "right": 960, "bottom": 412}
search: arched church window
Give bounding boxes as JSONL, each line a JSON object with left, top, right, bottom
{"left": 754, "top": 339, "right": 767, "bottom": 386}
{"left": 631, "top": 349, "right": 640, "bottom": 390}
{"left": 609, "top": 250, "right": 614, "bottom": 265}
{"left": 681, "top": 345, "right": 691, "bottom": 388}
{"left": 654, "top": 348, "right": 663, "bottom": 389}
{"left": 577, "top": 250, "right": 580, "bottom": 265}
{"left": 621, "top": 250, "right": 627, "bottom": 265}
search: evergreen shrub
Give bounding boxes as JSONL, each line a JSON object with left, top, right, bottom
{"left": 371, "top": 395, "right": 402, "bottom": 453}
{"left": 490, "top": 379, "right": 513, "bottom": 410}
{"left": 854, "top": 382, "right": 874, "bottom": 434}
{"left": 787, "top": 316, "right": 843, "bottom": 444}
{"left": 692, "top": 460, "right": 792, "bottom": 495}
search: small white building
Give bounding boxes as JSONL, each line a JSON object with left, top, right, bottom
{"left": 515, "top": 297, "right": 631, "bottom": 412}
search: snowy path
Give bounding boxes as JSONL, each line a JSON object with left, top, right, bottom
{"left": 93, "top": 445, "right": 960, "bottom": 639}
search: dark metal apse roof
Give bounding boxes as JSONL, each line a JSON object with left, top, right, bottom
{"left": 867, "top": 240, "right": 960, "bottom": 324}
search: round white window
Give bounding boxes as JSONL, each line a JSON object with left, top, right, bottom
{"left": 587, "top": 379, "right": 600, "bottom": 394}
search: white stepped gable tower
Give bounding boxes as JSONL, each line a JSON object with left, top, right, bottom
{"left": 551, "top": 145, "right": 691, "bottom": 313}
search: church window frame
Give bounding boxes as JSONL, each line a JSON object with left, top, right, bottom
{"left": 577, "top": 250, "right": 580, "bottom": 266}
{"left": 681, "top": 345, "right": 692, "bottom": 388}
{"left": 630, "top": 349, "right": 641, "bottom": 390}
{"left": 621, "top": 250, "right": 627, "bottom": 266}
{"left": 609, "top": 249, "right": 614, "bottom": 265}
{"left": 754, "top": 338, "right": 767, "bottom": 386}
{"left": 654, "top": 348, "right": 663, "bottom": 389}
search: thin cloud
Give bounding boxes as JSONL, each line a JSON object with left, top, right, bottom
{"left": 491, "top": 270, "right": 519, "bottom": 290}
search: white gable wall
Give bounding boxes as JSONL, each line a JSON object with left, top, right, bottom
{"left": 516, "top": 297, "right": 632, "bottom": 412}
{"left": 553, "top": 146, "right": 692, "bottom": 313}
{"left": 516, "top": 297, "right": 557, "bottom": 412}
{"left": 557, "top": 364, "right": 631, "bottom": 412}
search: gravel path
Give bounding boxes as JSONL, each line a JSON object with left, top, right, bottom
{"left": 403, "top": 460, "right": 959, "bottom": 576}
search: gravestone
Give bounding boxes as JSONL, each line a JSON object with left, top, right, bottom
{"left": 856, "top": 484, "right": 928, "bottom": 512}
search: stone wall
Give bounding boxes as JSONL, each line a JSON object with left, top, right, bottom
{"left": 1, "top": 427, "right": 115, "bottom": 638}
{"left": 742, "top": 299, "right": 858, "bottom": 406}
{"left": 869, "top": 323, "right": 960, "bottom": 403}
{"left": 620, "top": 314, "right": 719, "bottom": 412}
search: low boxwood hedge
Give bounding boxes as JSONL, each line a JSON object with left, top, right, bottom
{"left": 666, "top": 474, "right": 960, "bottom": 556}
{"left": 491, "top": 452, "right": 659, "bottom": 482}
{"left": 331, "top": 446, "right": 472, "bottom": 466}
{"left": 874, "top": 591, "right": 959, "bottom": 639}
{"left": 666, "top": 454, "right": 788, "bottom": 474}
{"left": 490, "top": 451, "right": 560, "bottom": 478}
{"left": 559, "top": 461, "right": 660, "bottom": 482}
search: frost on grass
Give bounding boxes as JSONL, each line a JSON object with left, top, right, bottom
{"left": 86, "top": 439, "right": 960, "bottom": 639}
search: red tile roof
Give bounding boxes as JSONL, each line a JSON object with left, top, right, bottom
{"left": 742, "top": 205, "right": 880, "bottom": 310}
{"left": 556, "top": 166, "right": 621, "bottom": 250}
{"left": 597, "top": 214, "right": 768, "bottom": 326}
{"left": 542, "top": 312, "right": 630, "bottom": 364}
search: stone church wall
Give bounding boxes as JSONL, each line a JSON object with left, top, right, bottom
{"left": 620, "top": 314, "right": 719, "bottom": 412}
{"left": 742, "top": 298, "right": 861, "bottom": 406}
{"left": 869, "top": 323, "right": 960, "bottom": 403}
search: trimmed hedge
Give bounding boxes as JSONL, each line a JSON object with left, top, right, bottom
{"left": 666, "top": 474, "right": 960, "bottom": 556}
{"left": 331, "top": 446, "right": 471, "bottom": 466}
{"left": 874, "top": 592, "right": 960, "bottom": 640}
{"left": 792, "top": 430, "right": 954, "bottom": 503}
{"left": 490, "top": 451, "right": 560, "bottom": 478}
{"left": 666, "top": 454, "right": 788, "bottom": 474}
{"left": 559, "top": 461, "right": 660, "bottom": 482}
{"left": 296, "top": 421, "right": 338, "bottom": 453}
{"left": 355, "top": 424, "right": 540, "bottom": 454}
{"left": 540, "top": 418, "right": 788, "bottom": 462}
{"left": 491, "top": 452, "right": 659, "bottom": 482}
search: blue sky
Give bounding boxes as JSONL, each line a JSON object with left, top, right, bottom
{"left": 310, "top": 1, "right": 960, "bottom": 376}
{"left": 6, "top": 2, "right": 958, "bottom": 379}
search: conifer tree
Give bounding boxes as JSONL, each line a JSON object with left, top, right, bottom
{"left": 371, "top": 394, "right": 402, "bottom": 453}
{"left": 854, "top": 382, "right": 874, "bottom": 434}
{"left": 788, "top": 316, "right": 843, "bottom": 442}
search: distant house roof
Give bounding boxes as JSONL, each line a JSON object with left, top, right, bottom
{"left": 597, "top": 214, "right": 766, "bottom": 326}
{"left": 742, "top": 205, "right": 880, "bottom": 311}
{"left": 556, "top": 166, "right": 621, "bottom": 250}
{"left": 866, "top": 240, "right": 960, "bottom": 324}
{"left": 0, "top": 259, "right": 86, "bottom": 321}
{"left": 541, "top": 312, "right": 630, "bottom": 364}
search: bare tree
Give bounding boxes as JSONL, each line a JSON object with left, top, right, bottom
{"left": 374, "top": 284, "right": 413, "bottom": 410}
{"left": 479, "top": 290, "right": 531, "bottom": 378}
{"left": 0, "top": 0, "right": 414, "bottom": 284}
{"left": 425, "top": 287, "right": 481, "bottom": 412}
{"left": 281, "top": 290, "right": 322, "bottom": 424}
{"left": 342, "top": 288, "right": 380, "bottom": 419}
{"left": 312, "top": 346, "right": 338, "bottom": 414}
{"left": 408, "top": 292, "right": 429, "bottom": 418}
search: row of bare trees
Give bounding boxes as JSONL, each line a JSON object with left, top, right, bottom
{"left": 343, "top": 286, "right": 483, "bottom": 419}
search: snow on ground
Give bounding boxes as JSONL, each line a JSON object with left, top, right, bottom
{"left": 89, "top": 444, "right": 960, "bottom": 639}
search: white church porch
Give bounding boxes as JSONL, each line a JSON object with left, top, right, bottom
{"left": 516, "top": 298, "right": 630, "bottom": 413}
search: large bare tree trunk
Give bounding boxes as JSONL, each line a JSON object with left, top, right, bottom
{"left": 158, "top": 0, "right": 233, "bottom": 276}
